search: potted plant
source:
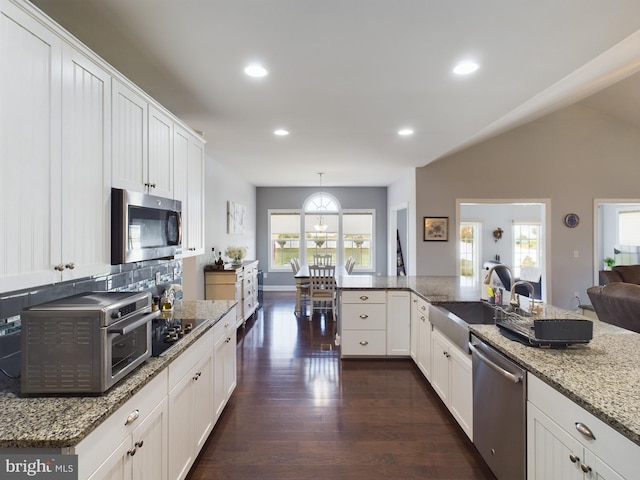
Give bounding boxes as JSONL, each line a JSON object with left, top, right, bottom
{"left": 603, "top": 257, "right": 615, "bottom": 270}
{"left": 225, "top": 246, "right": 247, "bottom": 266}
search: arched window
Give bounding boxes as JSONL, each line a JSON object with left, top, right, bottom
{"left": 303, "top": 193, "right": 340, "bottom": 265}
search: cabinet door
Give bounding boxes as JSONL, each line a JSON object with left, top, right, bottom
{"left": 583, "top": 451, "right": 626, "bottom": 480}
{"left": 213, "top": 329, "right": 227, "bottom": 420}
{"left": 417, "top": 309, "right": 431, "bottom": 380}
{"left": 186, "top": 136, "right": 205, "bottom": 254}
{"left": 386, "top": 291, "right": 410, "bottom": 356}
{"left": 0, "top": 1, "right": 62, "bottom": 291}
{"left": 86, "top": 436, "right": 132, "bottom": 480}
{"left": 148, "top": 105, "right": 173, "bottom": 198}
{"left": 61, "top": 45, "right": 111, "bottom": 281}
{"left": 528, "top": 403, "right": 583, "bottom": 480}
{"left": 168, "top": 372, "right": 195, "bottom": 480}
{"left": 448, "top": 344, "right": 472, "bottom": 440}
{"left": 193, "top": 348, "right": 215, "bottom": 454}
{"left": 132, "top": 397, "right": 168, "bottom": 480}
{"left": 224, "top": 323, "right": 237, "bottom": 400}
{"left": 410, "top": 294, "right": 419, "bottom": 361}
{"left": 112, "top": 80, "right": 148, "bottom": 193}
{"left": 173, "top": 125, "right": 189, "bottom": 249}
{"left": 430, "top": 330, "right": 450, "bottom": 405}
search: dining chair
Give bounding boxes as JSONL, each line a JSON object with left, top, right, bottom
{"left": 290, "top": 258, "right": 309, "bottom": 314}
{"left": 308, "top": 265, "right": 336, "bottom": 321}
{"left": 345, "top": 256, "right": 356, "bottom": 274}
{"left": 313, "top": 254, "right": 332, "bottom": 266}
{"left": 289, "top": 257, "right": 300, "bottom": 274}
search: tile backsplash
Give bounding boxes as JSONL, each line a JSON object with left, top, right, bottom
{"left": 0, "top": 258, "right": 182, "bottom": 336}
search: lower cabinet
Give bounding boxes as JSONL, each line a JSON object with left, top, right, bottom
{"left": 386, "top": 290, "right": 410, "bottom": 356}
{"left": 412, "top": 294, "right": 432, "bottom": 379}
{"left": 430, "top": 328, "right": 473, "bottom": 440}
{"left": 214, "top": 311, "right": 237, "bottom": 420}
{"left": 168, "top": 327, "right": 215, "bottom": 480}
{"left": 527, "top": 374, "right": 637, "bottom": 480}
{"left": 75, "top": 372, "right": 169, "bottom": 480}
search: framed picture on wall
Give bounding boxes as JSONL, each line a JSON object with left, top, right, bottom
{"left": 424, "top": 217, "right": 448, "bottom": 241}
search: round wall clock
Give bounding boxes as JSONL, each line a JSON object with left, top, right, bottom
{"left": 564, "top": 213, "right": 580, "bottom": 228}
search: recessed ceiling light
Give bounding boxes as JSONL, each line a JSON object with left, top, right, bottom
{"left": 274, "top": 129, "right": 289, "bottom": 136}
{"left": 453, "top": 61, "right": 479, "bottom": 75}
{"left": 398, "top": 128, "right": 414, "bottom": 136}
{"left": 244, "top": 63, "right": 268, "bottom": 78}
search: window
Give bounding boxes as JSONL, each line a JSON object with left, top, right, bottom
{"left": 619, "top": 210, "right": 640, "bottom": 245}
{"left": 512, "top": 222, "right": 540, "bottom": 278}
{"left": 269, "top": 211, "right": 301, "bottom": 270}
{"left": 342, "top": 211, "right": 374, "bottom": 270}
{"left": 460, "top": 221, "right": 481, "bottom": 283}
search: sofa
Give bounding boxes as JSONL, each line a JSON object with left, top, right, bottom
{"left": 587, "top": 283, "right": 640, "bottom": 334}
{"left": 599, "top": 264, "right": 640, "bottom": 285}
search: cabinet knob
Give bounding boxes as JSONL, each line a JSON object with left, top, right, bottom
{"left": 580, "top": 464, "right": 592, "bottom": 473}
{"left": 569, "top": 454, "right": 580, "bottom": 463}
{"left": 225, "top": 337, "right": 231, "bottom": 343}
{"left": 135, "top": 440, "right": 144, "bottom": 448}
{"left": 127, "top": 447, "right": 137, "bottom": 456}
{"left": 54, "top": 264, "right": 65, "bottom": 272}
{"left": 443, "top": 351, "right": 451, "bottom": 358}
{"left": 65, "top": 262, "right": 75, "bottom": 270}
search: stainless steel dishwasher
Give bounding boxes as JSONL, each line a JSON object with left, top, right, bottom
{"left": 469, "top": 334, "right": 526, "bottom": 480}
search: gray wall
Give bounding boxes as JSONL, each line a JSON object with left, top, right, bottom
{"left": 415, "top": 103, "right": 640, "bottom": 309}
{"left": 257, "top": 187, "right": 387, "bottom": 288}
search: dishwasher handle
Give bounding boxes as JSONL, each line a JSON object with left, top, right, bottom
{"left": 469, "top": 342, "right": 523, "bottom": 384}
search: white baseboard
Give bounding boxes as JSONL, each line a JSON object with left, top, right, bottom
{"left": 263, "top": 285, "right": 296, "bottom": 292}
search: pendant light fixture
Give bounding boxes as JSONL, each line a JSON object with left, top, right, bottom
{"left": 314, "top": 173, "right": 329, "bottom": 232}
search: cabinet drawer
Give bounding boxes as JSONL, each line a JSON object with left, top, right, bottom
{"left": 169, "top": 328, "right": 214, "bottom": 391}
{"left": 528, "top": 373, "right": 640, "bottom": 479}
{"left": 342, "top": 290, "right": 386, "bottom": 304}
{"left": 213, "top": 311, "right": 235, "bottom": 344}
{"left": 415, "top": 296, "right": 429, "bottom": 319}
{"left": 341, "top": 303, "right": 386, "bottom": 330}
{"left": 341, "top": 330, "right": 386, "bottom": 356}
{"left": 205, "top": 272, "right": 236, "bottom": 285}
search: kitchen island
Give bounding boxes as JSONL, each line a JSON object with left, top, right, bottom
{"left": 0, "top": 299, "right": 236, "bottom": 449}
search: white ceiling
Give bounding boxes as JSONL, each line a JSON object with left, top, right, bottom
{"left": 30, "top": 0, "right": 640, "bottom": 187}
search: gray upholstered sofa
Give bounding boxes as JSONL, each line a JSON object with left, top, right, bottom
{"left": 587, "top": 282, "right": 640, "bottom": 334}
{"left": 599, "top": 265, "right": 640, "bottom": 285}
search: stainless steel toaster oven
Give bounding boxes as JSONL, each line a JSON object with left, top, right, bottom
{"left": 21, "top": 291, "right": 159, "bottom": 394}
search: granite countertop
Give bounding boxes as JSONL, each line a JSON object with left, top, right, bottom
{"left": 0, "top": 299, "right": 236, "bottom": 449}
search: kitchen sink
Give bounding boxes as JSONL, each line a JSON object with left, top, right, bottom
{"left": 429, "top": 301, "right": 498, "bottom": 352}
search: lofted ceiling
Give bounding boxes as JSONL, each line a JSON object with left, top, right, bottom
{"left": 30, "top": 0, "right": 640, "bottom": 187}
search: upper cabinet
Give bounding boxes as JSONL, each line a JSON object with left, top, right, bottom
{"left": 112, "top": 82, "right": 176, "bottom": 198}
{"left": 1, "top": 0, "right": 205, "bottom": 293}
{"left": 0, "top": 1, "right": 111, "bottom": 292}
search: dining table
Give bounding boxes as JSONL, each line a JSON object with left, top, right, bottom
{"left": 294, "top": 264, "right": 345, "bottom": 316}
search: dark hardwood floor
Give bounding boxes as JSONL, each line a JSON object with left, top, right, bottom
{"left": 186, "top": 291, "right": 495, "bottom": 480}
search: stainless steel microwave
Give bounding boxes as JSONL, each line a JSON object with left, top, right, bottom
{"left": 111, "top": 188, "right": 182, "bottom": 264}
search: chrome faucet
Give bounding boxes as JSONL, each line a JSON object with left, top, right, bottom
{"left": 510, "top": 280, "right": 536, "bottom": 314}
{"left": 483, "top": 263, "right": 513, "bottom": 286}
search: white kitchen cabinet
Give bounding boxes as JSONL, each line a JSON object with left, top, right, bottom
{"left": 0, "top": 1, "right": 111, "bottom": 293}
{"left": 148, "top": 105, "right": 174, "bottom": 198}
{"left": 60, "top": 44, "right": 112, "bottom": 282}
{"left": 528, "top": 374, "right": 637, "bottom": 480}
{"left": 214, "top": 308, "right": 237, "bottom": 420}
{"left": 112, "top": 79, "right": 148, "bottom": 195}
{"left": 173, "top": 125, "right": 205, "bottom": 257}
{"left": 410, "top": 294, "right": 419, "bottom": 361}
{"left": 75, "top": 371, "right": 169, "bottom": 480}
{"left": 414, "top": 295, "right": 432, "bottom": 380}
{"left": 112, "top": 83, "right": 174, "bottom": 198}
{"left": 430, "top": 328, "right": 473, "bottom": 440}
{"left": 340, "top": 290, "right": 387, "bottom": 356}
{"left": 168, "top": 328, "right": 215, "bottom": 480}
{"left": 386, "top": 290, "right": 411, "bottom": 356}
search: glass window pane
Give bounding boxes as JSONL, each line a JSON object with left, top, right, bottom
{"left": 343, "top": 213, "right": 373, "bottom": 269}
{"left": 512, "top": 223, "right": 540, "bottom": 278}
{"left": 271, "top": 212, "right": 300, "bottom": 269}
{"left": 305, "top": 214, "right": 337, "bottom": 264}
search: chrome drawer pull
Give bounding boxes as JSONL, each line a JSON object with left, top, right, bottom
{"left": 359, "top": 314, "right": 369, "bottom": 319}
{"left": 575, "top": 422, "right": 596, "bottom": 440}
{"left": 420, "top": 315, "right": 426, "bottom": 322}
{"left": 569, "top": 454, "right": 579, "bottom": 463}
{"left": 125, "top": 409, "right": 139, "bottom": 426}
{"left": 135, "top": 441, "right": 144, "bottom": 448}
{"left": 359, "top": 341, "right": 369, "bottom": 346}
{"left": 580, "top": 464, "right": 592, "bottom": 473}
{"left": 359, "top": 295, "right": 369, "bottom": 301}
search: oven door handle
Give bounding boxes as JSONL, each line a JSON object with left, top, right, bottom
{"left": 108, "top": 310, "right": 160, "bottom": 335}
{"left": 469, "top": 342, "right": 523, "bottom": 384}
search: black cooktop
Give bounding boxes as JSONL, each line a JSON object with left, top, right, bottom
{"left": 151, "top": 317, "right": 209, "bottom": 357}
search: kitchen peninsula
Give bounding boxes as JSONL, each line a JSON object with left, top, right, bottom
{"left": 336, "top": 274, "right": 640, "bottom": 479}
